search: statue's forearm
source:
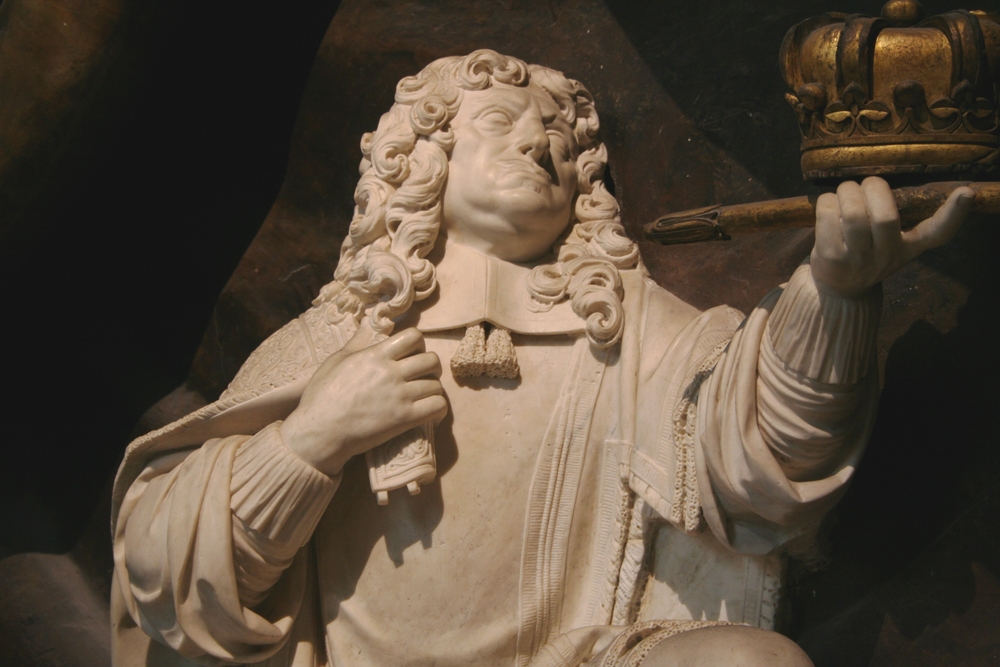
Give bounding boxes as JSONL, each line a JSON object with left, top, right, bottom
{"left": 766, "top": 263, "right": 881, "bottom": 386}
{"left": 757, "top": 263, "right": 881, "bottom": 480}
{"left": 117, "top": 428, "right": 335, "bottom": 657}
{"left": 229, "top": 422, "right": 339, "bottom": 605}
{"left": 692, "top": 265, "right": 878, "bottom": 551}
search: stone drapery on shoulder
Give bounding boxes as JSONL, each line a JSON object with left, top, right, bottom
{"left": 111, "top": 261, "right": 883, "bottom": 666}
{"left": 630, "top": 263, "right": 880, "bottom": 555}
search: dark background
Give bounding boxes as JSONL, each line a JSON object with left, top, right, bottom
{"left": 0, "top": 0, "right": 998, "bottom": 665}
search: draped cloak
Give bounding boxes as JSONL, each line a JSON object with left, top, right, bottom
{"left": 110, "top": 245, "right": 881, "bottom": 667}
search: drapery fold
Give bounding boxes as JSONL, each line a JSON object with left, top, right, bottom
{"left": 693, "top": 266, "right": 881, "bottom": 555}
{"left": 112, "top": 261, "right": 885, "bottom": 665}
{"left": 115, "top": 430, "right": 327, "bottom": 665}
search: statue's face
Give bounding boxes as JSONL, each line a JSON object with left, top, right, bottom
{"left": 441, "top": 82, "right": 579, "bottom": 263}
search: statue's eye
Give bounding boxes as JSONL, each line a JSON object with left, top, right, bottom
{"left": 477, "top": 110, "right": 515, "bottom": 132}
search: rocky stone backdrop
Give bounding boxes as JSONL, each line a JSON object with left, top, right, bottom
{"left": 0, "top": 1, "right": 996, "bottom": 665}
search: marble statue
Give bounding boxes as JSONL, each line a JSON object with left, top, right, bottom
{"left": 110, "top": 50, "right": 974, "bottom": 666}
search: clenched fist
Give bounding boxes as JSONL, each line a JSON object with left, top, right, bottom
{"left": 810, "top": 177, "right": 975, "bottom": 298}
{"left": 280, "top": 324, "right": 447, "bottom": 477}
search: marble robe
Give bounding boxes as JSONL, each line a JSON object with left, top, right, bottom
{"left": 110, "top": 240, "right": 881, "bottom": 667}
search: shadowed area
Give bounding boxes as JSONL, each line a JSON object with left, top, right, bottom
{"left": 0, "top": 0, "right": 997, "bottom": 665}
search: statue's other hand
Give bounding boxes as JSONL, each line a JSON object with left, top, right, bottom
{"left": 809, "top": 176, "right": 974, "bottom": 298}
{"left": 280, "top": 324, "right": 446, "bottom": 477}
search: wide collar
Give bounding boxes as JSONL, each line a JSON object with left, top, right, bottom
{"left": 399, "top": 238, "right": 586, "bottom": 335}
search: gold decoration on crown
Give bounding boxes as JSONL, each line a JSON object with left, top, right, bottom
{"left": 781, "top": 0, "right": 1000, "bottom": 180}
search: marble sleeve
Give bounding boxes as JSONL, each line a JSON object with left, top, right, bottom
{"left": 695, "top": 263, "right": 881, "bottom": 555}
{"left": 629, "top": 263, "right": 880, "bottom": 556}
{"left": 113, "top": 422, "right": 337, "bottom": 664}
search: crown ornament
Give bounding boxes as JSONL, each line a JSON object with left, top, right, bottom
{"left": 781, "top": 0, "right": 1000, "bottom": 180}
{"left": 645, "top": 0, "right": 1000, "bottom": 246}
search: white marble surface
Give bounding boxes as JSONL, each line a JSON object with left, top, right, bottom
{"left": 110, "top": 49, "right": 972, "bottom": 667}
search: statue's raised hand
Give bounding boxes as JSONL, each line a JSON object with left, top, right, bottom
{"left": 810, "top": 176, "right": 975, "bottom": 298}
{"left": 280, "top": 324, "right": 447, "bottom": 477}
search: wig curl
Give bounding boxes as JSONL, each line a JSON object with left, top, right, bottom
{"left": 314, "top": 49, "right": 639, "bottom": 348}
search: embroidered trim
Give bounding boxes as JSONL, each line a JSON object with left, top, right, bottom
{"left": 220, "top": 304, "right": 355, "bottom": 404}
{"left": 598, "top": 620, "right": 735, "bottom": 667}
{"left": 611, "top": 498, "right": 651, "bottom": 626}
{"left": 668, "top": 339, "right": 729, "bottom": 533}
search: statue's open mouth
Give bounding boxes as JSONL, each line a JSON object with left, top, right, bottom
{"left": 500, "top": 160, "right": 559, "bottom": 193}
{"left": 498, "top": 159, "right": 556, "bottom": 187}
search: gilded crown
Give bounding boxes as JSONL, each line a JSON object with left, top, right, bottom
{"left": 781, "top": 0, "right": 1000, "bottom": 180}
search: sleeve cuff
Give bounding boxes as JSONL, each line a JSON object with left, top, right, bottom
{"left": 767, "top": 263, "right": 882, "bottom": 385}
{"left": 230, "top": 422, "right": 340, "bottom": 549}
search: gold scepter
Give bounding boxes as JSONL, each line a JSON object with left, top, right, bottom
{"left": 644, "top": 181, "right": 1000, "bottom": 245}
{"left": 644, "top": 1, "right": 1000, "bottom": 246}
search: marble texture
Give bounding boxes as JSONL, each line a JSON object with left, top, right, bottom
{"left": 110, "top": 50, "right": 972, "bottom": 667}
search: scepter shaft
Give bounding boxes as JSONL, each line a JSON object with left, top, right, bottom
{"left": 644, "top": 181, "right": 1000, "bottom": 246}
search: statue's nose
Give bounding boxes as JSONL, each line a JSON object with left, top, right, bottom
{"left": 517, "top": 116, "right": 550, "bottom": 162}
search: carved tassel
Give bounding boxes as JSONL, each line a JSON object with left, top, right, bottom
{"left": 450, "top": 323, "right": 519, "bottom": 379}
{"left": 451, "top": 323, "right": 487, "bottom": 377}
{"left": 484, "top": 326, "right": 519, "bottom": 379}
{"left": 368, "top": 321, "right": 520, "bottom": 505}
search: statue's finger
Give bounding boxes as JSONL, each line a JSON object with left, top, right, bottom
{"left": 403, "top": 379, "right": 444, "bottom": 402}
{"left": 837, "top": 180, "right": 871, "bottom": 252}
{"left": 861, "top": 177, "right": 901, "bottom": 253}
{"left": 813, "top": 192, "right": 845, "bottom": 261}
{"left": 382, "top": 327, "right": 426, "bottom": 360}
{"left": 901, "top": 187, "right": 975, "bottom": 259}
{"left": 413, "top": 395, "right": 449, "bottom": 426}
{"left": 397, "top": 351, "right": 443, "bottom": 380}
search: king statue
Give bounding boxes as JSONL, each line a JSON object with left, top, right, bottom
{"left": 110, "top": 50, "right": 974, "bottom": 667}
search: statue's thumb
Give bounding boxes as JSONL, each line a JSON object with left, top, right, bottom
{"left": 341, "top": 317, "right": 377, "bottom": 355}
{"left": 906, "top": 187, "right": 975, "bottom": 254}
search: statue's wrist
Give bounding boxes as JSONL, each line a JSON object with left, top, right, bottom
{"left": 811, "top": 278, "right": 876, "bottom": 300}
{"left": 806, "top": 261, "right": 878, "bottom": 300}
{"left": 769, "top": 263, "right": 882, "bottom": 385}
{"left": 278, "top": 417, "right": 348, "bottom": 478}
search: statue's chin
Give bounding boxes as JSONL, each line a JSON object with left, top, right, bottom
{"left": 442, "top": 202, "right": 571, "bottom": 264}
{"left": 495, "top": 183, "right": 563, "bottom": 208}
